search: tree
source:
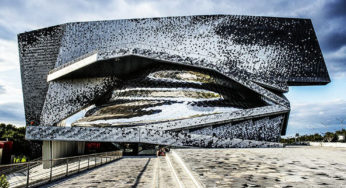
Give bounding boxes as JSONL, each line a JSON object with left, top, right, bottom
{"left": 0, "top": 123, "right": 42, "bottom": 160}
{"left": 324, "top": 132, "right": 335, "bottom": 142}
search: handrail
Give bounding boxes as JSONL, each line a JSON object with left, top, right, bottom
{"left": 0, "top": 150, "right": 123, "bottom": 188}
{"left": 0, "top": 151, "right": 119, "bottom": 168}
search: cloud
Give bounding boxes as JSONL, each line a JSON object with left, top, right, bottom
{"left": 0, "top": 39, "right": 19, "bottom": 72}
{"left": 0, "top": 0, "right": 162, "bottom": 34}
{"left": 0, "top": 102, "right": 25, "bottom": 126}
{"left": 319, "top": 29, "right": 346, "bottom": 57}
{"left": 0, "top": 85, "right": 5, "bottom": 94}
{"left": 0, "top": 25, "right": 14, "bottom": 40}
{"left": 286, "top": 99, "right": 346, "bottom": 136}
{"left": 1, "top": 0, "right": 344, "bottom": 77}
{"left": 324, "top": 0, "right": 346, "bottom": 19}
{"left": 325, "top": 46, "right": 346, "bottom": 78}
{"left": 322, "top": 30, "right": 346, "bottom": 52}
{"left": 0, "top": 38, "right": 23, "bottom": 105}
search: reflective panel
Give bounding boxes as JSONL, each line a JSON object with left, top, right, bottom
{"left": 72, "top": 62, "right": 270, "bottom": 127}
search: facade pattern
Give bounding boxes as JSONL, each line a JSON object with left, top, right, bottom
{"left": 18, "top": 15, "right": 330, "bottom": 148}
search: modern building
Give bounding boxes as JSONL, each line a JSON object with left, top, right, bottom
{"left": 18, "top": 15, "right": 329, "bottom": 158}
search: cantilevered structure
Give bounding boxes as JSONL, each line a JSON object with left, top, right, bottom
{"left": 19, "top": 15, "right": 330, "bottom": 149}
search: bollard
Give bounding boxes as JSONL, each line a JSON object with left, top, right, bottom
{"left": 49, "top": 140, "right": 53, "bottom": 182}
{"left": 88, "top": 156, "right": 90, "bottom": 169}
{"left": 49, "top": 159, "right": 52, "bottom": 181}
{"left": 26, "top": 163, "right": 30, "bottom": 188}
{"left": 66, "top": 158, "right": 69, "bottom": 176}
{"left": 78, "top": 157, "right": 80, "bottom": 172}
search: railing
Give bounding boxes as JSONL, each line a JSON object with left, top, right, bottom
{"left": 0, "top": 151, "right": 122, "bottom": 188}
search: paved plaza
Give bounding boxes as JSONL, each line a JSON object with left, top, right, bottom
{"left": 174, "top": 146, "right": 346, "bottom": 187}
{"left": 44, "top": 146, "right": 346, "bottom": 188}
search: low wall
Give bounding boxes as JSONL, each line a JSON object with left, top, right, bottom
{"left": 309, "top": 142, "right": 346, "bottom": 148}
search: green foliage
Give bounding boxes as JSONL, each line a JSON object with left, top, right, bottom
{"left": 0, "top": 123, "right": 42, "bottom": 161}
{"left": 0, "top": 175, "right": 9, "bottom": 188}
{"left": 324, "top": 132, "right": 336, "bottom": 142}
{"left": 281, "top": 129, "right": 346, "bottom": 144}
{"left": 335, "top": 129, "right": 346, "bottom": 137}
{"left": 0, "top": 123, "right": 25, "bottom": 141}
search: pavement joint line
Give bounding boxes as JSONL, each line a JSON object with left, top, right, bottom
{"left": 152, "top": 157, "right": 159, "bottom": 188}
{"left": 157, "top": 157, "right": 161, "bottom": 188}
{"left": 165, "top": 154, "right": 184, "bottom": 188}
{"left": 172, "top": 151, "right": 204, "bottom": 188}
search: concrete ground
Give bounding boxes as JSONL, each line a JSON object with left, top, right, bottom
{"left": 43, "top": 146, "right": 346, "bottom": 188}
{"left": 174, "top": 146, "right": 346, "bottom": 188}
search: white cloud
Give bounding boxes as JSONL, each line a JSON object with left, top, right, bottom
{"left": 0, "top": 102, "right": 25, "bottom": 126}
{"left": 0, "top": 39, "right": 19, "bottom": 72}
{"left": 0, "top": 39, "right": 22, "bottom": 106}
{"left": 326, "top": 46, "right": 346, "bottom": 59}
{"left": 286, "top": 99, "right": 346, "bottom": 135}
{"left": 0, "top": 85, "right": 5, "bottom": 94}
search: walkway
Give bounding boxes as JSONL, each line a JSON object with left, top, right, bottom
{"left": 43, "top": 146, "right": 346, "bottom": 188}
{"left": 5, "top": 152, "right": 120, "bottom": 188}
{"left": 44, "top": 154, "right": 202, "bottom": 188}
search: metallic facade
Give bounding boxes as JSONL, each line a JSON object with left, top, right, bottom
{"left": 18, "top": 15, "right": 330, "bottom": 148}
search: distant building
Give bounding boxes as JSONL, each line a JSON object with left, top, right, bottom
{"left": 337, "top": 135, "right": 345, "bottom": 142}
{"left": 0, "top": 141, "right": 13, "bottom": 164}
{"left": 18, "top": 15, "right": 329, "bottom": 158}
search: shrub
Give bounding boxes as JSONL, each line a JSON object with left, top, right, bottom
{"left": 13, "top": 155, "right": 27, "bottom": 163}
{"left": 0, "top": 174, "right": 9, "bottom": 188}
{"left": 21, "top": 156, "right": 27, "bottom": 163}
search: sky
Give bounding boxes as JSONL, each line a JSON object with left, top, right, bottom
{"left": 0, "top": 0, "right": 345, "bottom": 136}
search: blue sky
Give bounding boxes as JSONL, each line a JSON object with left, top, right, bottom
{"left": 0, "top": 0, "right": 345, "bottom": 136}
